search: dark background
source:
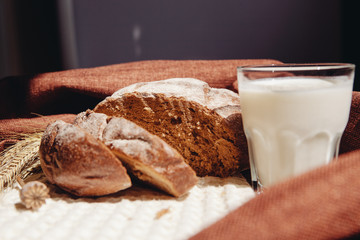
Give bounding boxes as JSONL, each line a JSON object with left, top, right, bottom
{"left": 0, "top": 0, "right": 359, "bottom": 90}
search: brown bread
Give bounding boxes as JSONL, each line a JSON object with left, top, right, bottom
{"left": 39, "top": 120, "right": 132, "bottom": 197}
{"left": 94, "top": 78, "right": 249, "bottom": 177}
{"left": 74, "top": 110, "right": 198, "bottom": 197}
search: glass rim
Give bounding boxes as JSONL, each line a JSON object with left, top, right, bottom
{"left": 237, "top": 63, "right": 355, "bottom": 72}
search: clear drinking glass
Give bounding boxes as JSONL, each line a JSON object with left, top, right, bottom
{"left": 237, "top": 63, "right": 355, "bottom": 193}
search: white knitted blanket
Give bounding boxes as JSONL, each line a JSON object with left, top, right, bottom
{"left": 0, "top": 176, "right": 254, "bottom": 240}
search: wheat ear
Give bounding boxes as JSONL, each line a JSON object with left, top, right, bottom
{"left": 0, "top": 132, "right": 42, "bottom": 192}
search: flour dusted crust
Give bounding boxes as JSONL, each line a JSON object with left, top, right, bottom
{"left": 74, "top": 110, "right": 197, "bottom": 197}
{"left": 94, "top": 78, "right": 249, "bottom": 177}
{"left": 39, "top": 120, "right": 132, "bottom": 197}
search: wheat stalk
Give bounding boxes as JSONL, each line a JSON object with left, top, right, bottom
{"left": 0, "top": 132, "right": 43, "bottom": 192}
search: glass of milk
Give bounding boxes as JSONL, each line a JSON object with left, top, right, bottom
{"left": 237, "top": 63, "right": 355, "bottom": 193}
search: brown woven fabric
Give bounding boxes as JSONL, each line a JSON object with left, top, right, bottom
{"left": 0, "top": 59, "right": 279, "bottom": 119}
{"left": 0, "top": 114, "right": 75, "bottom": 152}
{"left": 0, "top": 114, "right": 75, "bottom": 134}
{"left": 190, "top": 149, "right": 360, "bottom": 240}
{"left": 0, "top": 59, "right": 278, "bottom": 152}
{"left": 340, "top": 92, "right": 360, "bottom": 154}
{"left": 0, "top": 59, "right": 359, "bottom": 239}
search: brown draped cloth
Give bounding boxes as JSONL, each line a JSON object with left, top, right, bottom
{"left": 1, "top": 59, "right": 359, "bottom": 239}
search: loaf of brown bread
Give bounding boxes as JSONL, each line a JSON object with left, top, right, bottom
{"left": 94, "top": 78, "right": 249, "bottom": 177}
{"left": 73, "top": 110, "right": 197, "bottom": 197}
{"left": 39, "top": 120, "right": 132, "bottom": 197}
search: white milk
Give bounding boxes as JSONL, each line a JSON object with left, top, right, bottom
{"left": 239, "top": 77, "right": 353, "bottom": 187}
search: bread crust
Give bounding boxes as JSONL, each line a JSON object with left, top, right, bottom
{"left": 74, "top": 110, "right": 198, "bottom": 197}
{"left": 39, "top": 120, "right": 132, "bottom": 197}
{"left": 94, "top": 78, "right": 249, "bottom": 177}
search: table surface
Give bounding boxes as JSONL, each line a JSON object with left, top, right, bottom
{"left": 0, "top": 175, "right": 254, "bottom": 240}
